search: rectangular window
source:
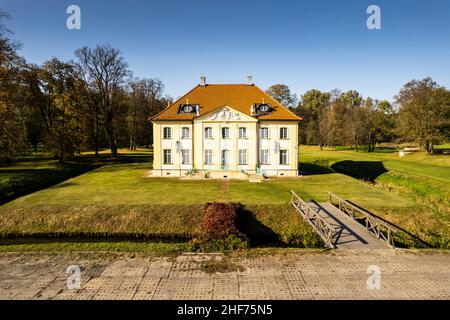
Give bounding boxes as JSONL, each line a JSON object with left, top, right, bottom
{"left": 238, "top": 149, "right": 247, "bottom": 165}
{"left": 163, "top": 149, "right": 172, "bottom": 164}
{"left": 280, "top": 127, "right": 289, "bottom": 139}
{"left": 163, "top": 127, "right": 172, "bottom": 139}
{"left": 260, "top": 150, "right": 270, "bottom": 165}
{"left": 222, "top": 127, "right": 230, "bottom": 139}
{"left": 260, "top": 127, "right": 269, "bottom": 139}
{"left": 181, "top": 149, "right": 190, "bottom": 165}
{"left": 238, "top": 127, "right": 247, "bottom": 139}
{"left": 204, "top": 127, "right": 213, "bottom": 139}
{"left": 280, "top": 150, "right": 289, "bottom": 165}
{"left": 181, "top": 127, "right": 190, "bottom": 139}
{"left": 204, "top": 150, "right": 213, "bottom": 165}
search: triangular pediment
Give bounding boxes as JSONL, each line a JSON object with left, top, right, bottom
{"left": 195, "top": 105, "right": 257, "bottom": 122}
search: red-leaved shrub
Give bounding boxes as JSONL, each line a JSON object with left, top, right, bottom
{"left": 201, "top": 203, "right": 241, "bottom": 241}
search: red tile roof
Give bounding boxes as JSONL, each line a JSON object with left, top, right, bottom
{"left": 151, "top": 84, "right": 301, "bottom": 121}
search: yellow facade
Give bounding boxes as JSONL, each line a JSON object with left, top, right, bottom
{"left": 152, "top": 106, "right": 299, "bottom": 178}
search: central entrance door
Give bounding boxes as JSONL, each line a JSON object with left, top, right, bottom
{"left": 221, "top": 149, "right": 230, "bottom": 168}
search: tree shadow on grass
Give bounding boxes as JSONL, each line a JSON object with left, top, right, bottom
{"left": 331, "top": 161, "right": 388, "bottom": 182}
{"left": 0, "top": 165, "right": 92, "bottom": 205}
{"left": 299, "top": 163, "right": 334, "bottom": 176}
{"left": 236, "top": 205, "right": 282, "bottom": 247}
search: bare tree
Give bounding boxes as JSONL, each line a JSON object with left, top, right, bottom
{"left": 127, "top": 78, "right": 165, "bottom": 150}
{"left": 73, "top": 63, "right": 102, "bottom": 157}
{"left": 0, "top": 10, "right": 12, "bottom": 36}
{"left": 75, "top": 45, "right": 130, "bottom": 158}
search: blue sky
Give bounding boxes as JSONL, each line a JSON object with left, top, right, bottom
{"left": 1, "top": 0, "right": 450, "bottom": 101}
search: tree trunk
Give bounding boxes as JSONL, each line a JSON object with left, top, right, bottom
{"left": 111, "top": 144, "right": 118, "bottom": 158}
{"left": 58, "top": 139, "right": 64, "bottom": 163}
{"left": 94, "top": 140, "right": 99, "bottom": 158}
{"left": 94, "top": 112, "right": 100, "bottom": 158}
{"left": 129, "top": 139, "right": 134, "bottom": 151}
{"left": 110, "top": 131, "right": 118, "bottom": 158}
{"left": 129, "top": 132, "right": 134, "bottom": 151}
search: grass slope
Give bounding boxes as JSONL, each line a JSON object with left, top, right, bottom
{"left": 0, "top": 158, "right": 431, "bottom": 247}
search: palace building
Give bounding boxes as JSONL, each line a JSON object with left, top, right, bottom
{"left": 150, "top": 77, "right": 301, "bottom": 179}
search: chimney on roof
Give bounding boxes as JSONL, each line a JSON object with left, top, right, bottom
{"left": 200, "top": 75, "right": 207, "bottom": 86}
{"left": 246, "top": 75, "right": 253, "bottom": 86}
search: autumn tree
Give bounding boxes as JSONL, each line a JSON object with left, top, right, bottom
{"left": 368, "top": 100, "right": 396, "bottom": 151}
{"left": 24, "top": 59, "right": 83, "bottom": 161}
{"left": 0, "top": 10, "right": 25, "bottom": 162}
{"left": 324, "top": 90, "right": 350, "bottom": 147}
{"left": 266, "top": 84, "right": 298, "bottom": 108}
{"left": 295, "top": 89, "right": 331, "bottom": 146}
{"left": 75, "top": 45, "right": 130, "bottom": 158}
{"left": 22, "top": 103, "right": 45, "bottom": 152}
{"left": 396, "top": 77, "right": 450, "bottom": 153}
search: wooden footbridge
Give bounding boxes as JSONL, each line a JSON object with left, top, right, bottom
{"left": 291, "top": 191, "right": 401, "bottom": 249}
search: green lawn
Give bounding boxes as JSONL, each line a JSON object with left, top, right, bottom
{"left": 0, "top": 159, "right": 441, "bottom": 247}
{"left": 299, "top": 145, "right": 449, "bottom": 213}
{"left": 0, "top": 145, "right": 449, "bottom": 249}
{"left": 299, "top": 145, "right": 450, "bottom": 248}
{"left": 0, "top": 148, "right": 154, "bottom": 205}
{"left": 0, "top": 164, "right": 324, "bottom": 247}
{"left": 0, "top": 155, "right": 92, "bottom": 205}
{"left": 2, "top": 163, "right": 414, "bottom": 207}
{"left": 435, "top": 143, "right": 450, "bottom": 149}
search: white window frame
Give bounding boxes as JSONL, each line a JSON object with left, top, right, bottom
{"left": 204, "top": 150, "right": 213, "bottom": 165}
{"left": 222, "top": 127, "right": 230, "bottom": 140}
{"left": 280, "top": 149, "right": 289, "bottom": 165}
{"left": 181, "top": 127, "right": 190, "bottom": 139}
{"left": 181, "top": 149, "right": 190, "bottom": 165}
{"left": 204, "top": 127, "right": 213, "bottom": 139}
{"left": 260, "top": 127, "right": 270, "bottom": 140}
{"left": 238, "top": 149, "right": 247, "bottom": 165}
{"left": 238, "top": 127, "right": 247, "bottom": 139}
{"left": 163, "top": 149, "right": 172, "bottom": 164}
{"left": 260, "top": 149, "right": 270, "bottom": 165}
{"left": 280, "top": 127, "right": 289, "bottom": 140}
{"left": 163, "top": 127, "right": 172, "bottom": 139}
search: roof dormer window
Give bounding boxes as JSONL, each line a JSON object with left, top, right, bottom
{"left": 260, "top": 104, "right": 270, "bottom": 112}
{"left": 178, "top": 104, "right": 200, "bottom": 115}
{"left": 254, "top": 103, "right": 273, "bottom": 115}
{"left": 184, "top": 105, "right": 193, "bottom": 113}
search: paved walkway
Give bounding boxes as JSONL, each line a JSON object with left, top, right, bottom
{"left": 0, "top": 250, "right": 449, "bottom": 300}
{"left": 310, "top": 202, "right": 388, "bottom": 250}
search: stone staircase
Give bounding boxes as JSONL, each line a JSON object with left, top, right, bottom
{"left": 248, "top": 173, "right": 264, "bottom": 183}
